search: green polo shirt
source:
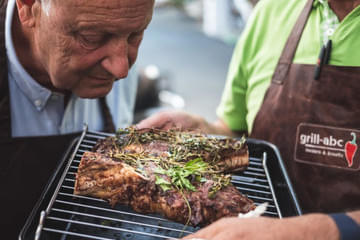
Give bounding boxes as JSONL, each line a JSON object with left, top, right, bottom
{"left": 216, "top": 0, "right": 360, "bottom": 134}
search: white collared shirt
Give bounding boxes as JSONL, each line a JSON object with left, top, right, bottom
{"left": 5, "top": 0, "right": 138, "bottom": 137}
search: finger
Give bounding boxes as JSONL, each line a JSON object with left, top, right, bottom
{"left": 180, "top": 237, "right": 211, "bottom": 240}
{"left": 182, "top": 218, "right": 234, "bottom": 240}
{"left": 180, "top": 226, "right": 217, "bottom": 240}
{"left": 136, "top": 115, "right": 166, "bottom": 129}
{"left": 180, "top": 233, "right": 208, "bottom": 240}
{"left": 138, "top": 119, "right": 174, "bottom": 130}
{"left": 136, "top": 118, "right": 157, "bottom": 129}
{"left": 180, "top": 233, "right": 197, "bottom": 239}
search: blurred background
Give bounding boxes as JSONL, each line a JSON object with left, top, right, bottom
{"left": 134, "top": 0, "right": 257, "bottom": 123}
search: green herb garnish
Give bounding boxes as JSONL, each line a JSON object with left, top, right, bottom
{"left": 114, "top": 127, "right": 246, "bottom": 195}
{"left": 154, "top": 158, "right": 208, "bottom": 192}
{"left": 111, "top": 127, "right": 247, "bottom": 231}
{"left": 155, "top": 176, "right": 172, "bottom": 192}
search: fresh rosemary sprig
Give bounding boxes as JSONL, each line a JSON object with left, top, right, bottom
{"left": 114, "top": 127, "right": 246, "bottom": 196}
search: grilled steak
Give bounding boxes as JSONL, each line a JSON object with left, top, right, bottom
{"left": 94, "top": 128, "right": 249, "bottom": 173}
{"left": 74, "top": 128, "right": 255, "bottom": 226}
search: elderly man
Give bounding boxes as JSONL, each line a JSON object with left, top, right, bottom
{"left": 0, "top": 0, "right": 154, "bottom": 238}
{"left": 138, "top": 0, "right": 360, "bottom": 239}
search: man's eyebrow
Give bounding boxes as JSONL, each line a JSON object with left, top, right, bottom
{"left": 64, "top": 14, "right": 152, "bottom": 34}
{"left": 64, "top": 23, "right": 108, "bottom": 35}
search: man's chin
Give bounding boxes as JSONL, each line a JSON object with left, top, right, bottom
{"left": 73, "top": 86, "right": 112, "bottom": 98}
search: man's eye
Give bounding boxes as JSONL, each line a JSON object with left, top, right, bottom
{"left": 78, "top": 34, "right": 104, "bottom": 49}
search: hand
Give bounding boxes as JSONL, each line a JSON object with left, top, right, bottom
{"left": 182, "top": 217, "right": 278, "bottom": 240}
{"left": 181, "top": 214, "right": 339, "bottom": 240}
{"left": 136, "top": 110, "right": 238, "bottom": 136}
{"left": 136, "top": 110, "right": 210, "bottom": 132}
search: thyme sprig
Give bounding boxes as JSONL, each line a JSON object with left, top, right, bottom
{"left": 114, "top": 127, "right": 246, "bottom": 195}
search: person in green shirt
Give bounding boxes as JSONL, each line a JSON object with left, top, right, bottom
{"left": 139, "top": 0, "right": 360, "bottom": 136}
{"left": 138, "top": 0, "right": 360, "bottom": 239}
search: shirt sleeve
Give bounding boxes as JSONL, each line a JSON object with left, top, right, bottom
{"left": 216, "top": 3, "right": 263, "bottom": 133}
{"left": 216, "top": 39, "right": 248, "bottom": 132}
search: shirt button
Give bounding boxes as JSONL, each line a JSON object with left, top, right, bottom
{"left": 326, "top": 28, "right": 334, "bottom": 36}
{"left": 35, "top": 99, "right": 42, "bottom": 107}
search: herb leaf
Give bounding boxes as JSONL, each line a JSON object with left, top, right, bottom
{"left": 155, "top": 176, "right": 172, "bottom": 192}
{"left": 184, "top": 158, "right": 208, "bottom": 173}
{"left": 154, "top": 158, "right": 208, "bottom": 192}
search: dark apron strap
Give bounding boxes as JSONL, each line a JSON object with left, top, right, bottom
{"left": 0, "top": 133, "right": 79, "bottom": 239}
{"left": 100, "top": 97, "right": 116, "bottom": 133}
{"left": 0, "top": 0, "right": 11, "bottom": 138}
{"left": 272, "top": 0, "right": 314, "bottom": 84}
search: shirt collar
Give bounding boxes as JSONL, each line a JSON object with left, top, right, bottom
{"left": 5, "top": 0, "right": 52, "bottom": 111}
{"left": 313, "top": 0, "right": 327, "bottom": 7}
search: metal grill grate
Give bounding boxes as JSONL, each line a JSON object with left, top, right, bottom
{"left": 34, "top": 129, "right": 282, "bottom": 240}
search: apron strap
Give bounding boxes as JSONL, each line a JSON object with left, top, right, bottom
{"left": 99, "top": 97, "right": 116, "bottom": 133}
{"left": 0, "top": 0, "right": 11, "bottom": 138}
{"left": 272, "top": 0, "right": 314, "bottom": 84}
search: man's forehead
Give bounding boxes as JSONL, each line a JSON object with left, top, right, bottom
{"left": 57, "top": 0, "right": 154, "bottom": 21}
{"left": 55, "top": 0, "right": 154, "bottom": 31}
{"left": 59, "top": 0, "right": 154, "bottom": 11}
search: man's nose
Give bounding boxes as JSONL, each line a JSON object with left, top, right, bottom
{"left": 101, "top": 40, "right": 129, "bottom": 79}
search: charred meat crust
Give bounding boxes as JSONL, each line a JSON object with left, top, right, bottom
{"left": 75, "top": 152, "right": 255, "bottom": 226}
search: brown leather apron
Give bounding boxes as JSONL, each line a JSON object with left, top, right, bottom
{"left": 251, "top": 0, "right": 360, "bottom": 214}
{"left": 0, "top": 2, "right": 116, "bottom": 237}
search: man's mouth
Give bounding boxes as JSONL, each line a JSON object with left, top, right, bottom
{"left": 88, "top": 75, "right": 114, "bottom": 81}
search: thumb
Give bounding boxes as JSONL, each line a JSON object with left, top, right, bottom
{"left": 135, "top": 118, "right": 154, "bottom": 129}
{"left": 136, "top": 114, "right": 171, "bottom": 130}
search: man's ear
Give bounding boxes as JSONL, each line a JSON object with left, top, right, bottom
{"left": 16, "top": 0, "right": 38, "bottom": 28}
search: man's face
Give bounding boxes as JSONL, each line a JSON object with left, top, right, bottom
{"left": 32, "top": 0, "right": 154, "bottom": 98}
